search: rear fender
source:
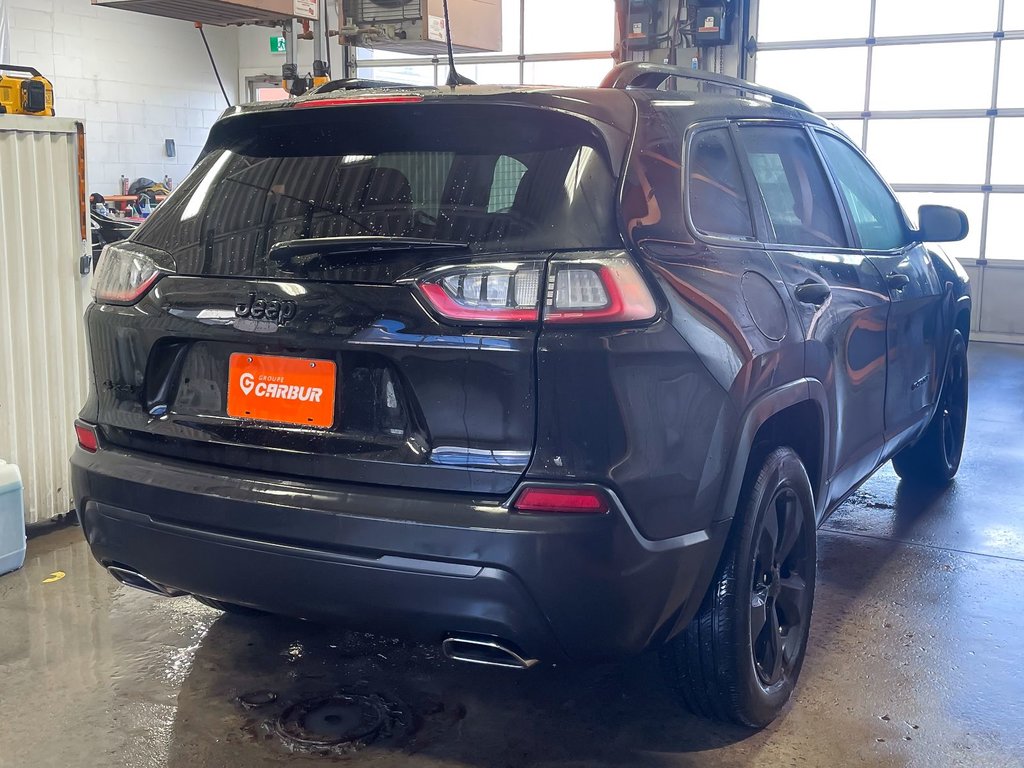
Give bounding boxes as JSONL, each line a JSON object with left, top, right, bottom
{"left": 716, "top": 378, "right": 831, "bottom": 524}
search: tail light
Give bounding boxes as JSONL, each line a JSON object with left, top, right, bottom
{"left": 75, "top": 421, "right": 99, "bottom": 453}
{"left": 415, "top": 262, "right": 543, "bottom": 323}
{"left": 512, "top": 486, "right": 610, "bottom": 514}
{"left": 545, "top": 256, "right": 657, "bottom": 324}
{"left": 92, "top": 242, "right": 173, "bottom": 305}
{"left": 414, "top": 254, "right": 656, "bottom": 326}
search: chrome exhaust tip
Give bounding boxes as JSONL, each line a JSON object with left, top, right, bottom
{"left": 107, "top": 566, "right": 186, "bottom": 598}
{"left": 442, "top": 636, "right": 539, "bottom": 670}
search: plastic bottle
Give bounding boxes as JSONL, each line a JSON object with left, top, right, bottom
{"left": 0, "top": 461, "right": 25, "bottom": 576}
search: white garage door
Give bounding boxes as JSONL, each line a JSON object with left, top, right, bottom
{"left": 751, "top": 0, "right": 1024, "bottom": 342}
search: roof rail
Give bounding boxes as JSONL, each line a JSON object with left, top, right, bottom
{"left": 599, "top": 62, "right": 812, "bottom": 113}
{"left": 310, "top": 78, "right": 438, "bottom": 95}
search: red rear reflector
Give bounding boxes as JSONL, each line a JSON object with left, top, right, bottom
{"left": 512, "top": 487, "right": 610, "bottom": 514}
{"left": 295, "top": 95, "right": 425, "bottom": 108}
{"left": 75, "top": 422, "right": 99, "bottom": 453}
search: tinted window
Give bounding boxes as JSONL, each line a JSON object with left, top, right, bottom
{"left": 687, "top": 128, "right": 754, "bottom": 238}
{"left": 816, "top": 132, "right": 910, "bottom": 251}
{"left": 134, "top": 105, "right": 620, "bottom": 277}
{"left": 739, "top": 125, "right": 848, "bottom": 248}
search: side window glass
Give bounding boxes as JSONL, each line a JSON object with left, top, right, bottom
{"left": 738, "top": 125, "right": 848, "bottom": 249}
{"left": 687, "top": 128, "right": 754, "bottom": 238}
{"left": 488, "top": 155, "right": 528, "bottom": 212}
{"left": 816, "top": 132, "right": 910, "bottom": 251}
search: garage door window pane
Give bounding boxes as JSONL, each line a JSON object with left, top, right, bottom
{"left": 439, "top": 62, "right": 520, "bottom": 86}
{"left": 831, "top": 120, "right": 865, "bottom": 147}
{"left": 755, "top": 48, "right": 867, "bottom": 113}
{"left": 998, "top": 41, "right": 1024, "bottom": 107}
{"left": 985, "top": 195, "right": 1024, "bottom": 260}
{"left": 874, "top": 0, "right": 998, "bottom": 36}
{"left": 523, "top": 59, "right": 614, "bottom": 87}
{"left": 990, "top": 119, "right": 1024, "bottom": 185}
{"left": 895, "top": 192, "right": 983, "bottom": 262}
{"left": 866, "top": 119, "right": 989, "bottom": 185}
{"left": 1004, "top": 5, "right": 1024, "bottom": 31}
{"left": 524, "top": 0, "right": 614, "bottom": 54}
{"left": 357, "top": 65, "right": 435, "bottom": 86}
{"left": 871, "top": 42, "right": 995, "bottom": 111}
{"left": 756, "top": 0, "right": 871, "bottom": 42}
{"left": 356, "top": 47, "right": 421, "bottom": 62}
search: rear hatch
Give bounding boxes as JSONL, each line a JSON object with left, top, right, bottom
{"left": 85, "top": 98, "right": 625, "bottom": 495}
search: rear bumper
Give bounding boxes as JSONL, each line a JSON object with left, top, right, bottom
{"left": 71, "top": 446, "right": 729, "bottom": 662}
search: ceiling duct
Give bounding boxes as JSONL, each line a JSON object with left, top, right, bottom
{"left": 90, "top": 0, "right": 319, "bottom": 26}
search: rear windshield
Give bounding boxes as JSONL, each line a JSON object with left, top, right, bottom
{"left": 133, "top": 103, "right": 622, "bottom": 276}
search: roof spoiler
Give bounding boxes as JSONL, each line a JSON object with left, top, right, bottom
{"left": 600, "top": 62, "right": 812, "bottom": 113}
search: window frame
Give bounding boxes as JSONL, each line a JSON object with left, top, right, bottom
{"left": 682, "top": 121, "right": 763, "bottom": 247}
{"left": 809, "top": 126, "right": 919, "bottom": 256}
{"left": 731, "top": 119, "right": 859, "bottom": 255}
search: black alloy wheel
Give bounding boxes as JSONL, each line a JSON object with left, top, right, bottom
{"left": 661, "top": 446, "right": 817, "bottom": 727}
{"left": 750, "top": 485, "right": 813, "bottom": 690}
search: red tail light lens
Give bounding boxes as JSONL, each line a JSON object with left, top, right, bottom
{"left": 75, "top": 421, "right": 99, "bottom": 453}
{"left": 92, "top": 243, "right": 173, "bottom": 305}
{"left": 512, "top": 486, "right": 610, "bottom": 514}
{"left": 545, "top": 256, "right": 657, "bottom": 324}
{"left": 416, "top": 262, "right": 542, "bottom": 323}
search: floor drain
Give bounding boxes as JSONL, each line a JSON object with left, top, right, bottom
{"left": 273, "top": 693, "right": 405, "bottom": 750}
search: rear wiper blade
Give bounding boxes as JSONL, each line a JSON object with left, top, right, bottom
{"left": 269, "top": 237, "right": 470, "bottom": 271}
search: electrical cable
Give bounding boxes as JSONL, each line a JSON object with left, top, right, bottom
{"left": 197, "top": 25, "right": 232, "bottom": 108}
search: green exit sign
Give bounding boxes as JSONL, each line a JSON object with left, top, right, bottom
{"left": 271, "top": 36, "right": 287, "bottom": 54}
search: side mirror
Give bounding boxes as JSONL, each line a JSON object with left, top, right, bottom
{"left": 917, "top": 205, "right": 969, "bottom": 243}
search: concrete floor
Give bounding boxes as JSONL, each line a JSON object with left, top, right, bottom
{"left": 2, "top": 342, "right": 1023, "bottom": 768}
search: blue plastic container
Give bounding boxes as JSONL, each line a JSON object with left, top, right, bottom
{"left": 0, "top": 461, "right": 26, "bottom": 576}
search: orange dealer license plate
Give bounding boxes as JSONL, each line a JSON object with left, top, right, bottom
{"left": 227, "top": 353, "right": 337, "bottom": 428}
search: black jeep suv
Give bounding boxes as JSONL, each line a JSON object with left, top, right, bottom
{"left": 72, "top": 63, "right": 971, "bottom": 727}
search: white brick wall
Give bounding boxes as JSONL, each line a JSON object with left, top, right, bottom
{"left": 7, "top": 0, "right": 240, "bottom": 195}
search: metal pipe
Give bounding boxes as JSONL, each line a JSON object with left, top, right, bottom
{"left": 107, "top": 566, "right": 186, "bottom": 598}
{"left": 441, "top": 636, "right": 539, "bottom": 670}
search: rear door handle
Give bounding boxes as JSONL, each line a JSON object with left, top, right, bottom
{"left": 794, "top": 280, "right": 832, "bottom": 306}
{"left": 886, "top": 272, "right": 911, "bottom": 291}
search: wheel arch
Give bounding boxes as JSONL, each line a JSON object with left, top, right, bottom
{"left": 954, "top": 295, "right": 971, "bottom": 344}
{"left": 717, "top": 379, "right": 831, "bottom": 525}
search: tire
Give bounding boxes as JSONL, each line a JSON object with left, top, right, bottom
{"left": 193, "top": 595, "right": 268, "bottom": 616}
{"left": 660, "top": 446, "right": 817, "bottom": 728}
{"left": 892, "top": 330, "right": 969, "bottom": 485}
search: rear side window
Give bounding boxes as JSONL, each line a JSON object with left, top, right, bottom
{"left": 687, "top": 128, "right": 754, "bottom": 239}
{"left": 815, "top": 132, "right": 910, "bottom": 251}
{"left": 133, "top": 105, "right": 620, "bottom": 277}
{"left": 738, "top": 125, "right": 848, "bottom": 249}
{"left": 488, "top": 155, "right": 528, "bottom": 212}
